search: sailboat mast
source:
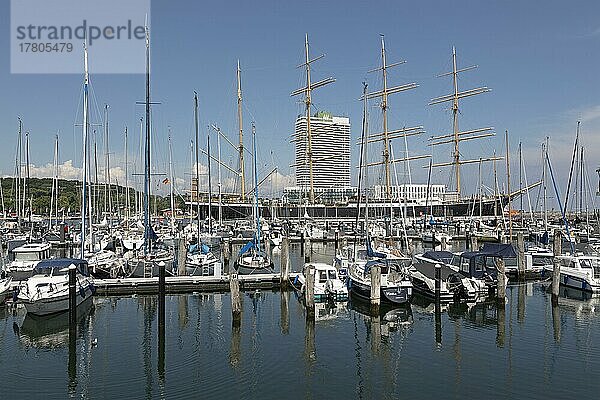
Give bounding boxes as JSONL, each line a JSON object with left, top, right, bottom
{"left": 380, "top": 36, "right": 391, "bottom": 199}
{"left": 143, "top": 19, "right": 151, "bottom": 255}
{"left": 168, "top": 130, "right": 175, "bottom": 235}
{"left": 505, "top": 130, "right": 512, "bottom": 239}
{"left": 304, "top": 34, "right": 315, "bottom": 205}
{"left": 451, "top": 47, "right": 460, "bottom": 196}
{"left": 49, "top": 134, "right": 59, "bottom": 229}
{"left": 104, "top": 105, "right": 109, "bottom": 219}
{"left": 354, "top": 83, "right": 368, "bottom": 257}
{"left": 16, "top": 118, "right": 22, "bottom": 231}
{"left": 252, "top": 122, "right": 260, "bottom": 250}
{"left": 237, "top": 60, "right": 246, "bottom": 201}
{"left": 105, "top": 104, "right": 112, "bottom": 229}
{"left": 194, "top": 92, "right": 200, "bottom": 242}
{"left": 81, "top": 40, "right": 90, "bottom": 258}
{"left": 217, "top": 130, "right": 223, "bottom": 226}
{"left": 207, "top": 131, "right": 213, "bottom": 235}
{"left": 542, "top": 139, "right": 548, "bottom": 232}
{"left": 125, "top": 126, "right": 130, "bottom": 228}
{"left": 189, "top": 140, "right": 193, "bottom": 223}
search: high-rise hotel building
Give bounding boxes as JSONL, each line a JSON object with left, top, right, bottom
{"left": 285, "top": 111, "right": 356, "bottom": 204}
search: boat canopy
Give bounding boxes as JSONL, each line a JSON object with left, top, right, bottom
{"left": 480, "top": 243, "right": 517, "bottom": 258}
{"left": 422, "top": 250, "right": 454, "bottom": 263}
{"left": 33, "top": 258, "right": 89, "bottom": 277}
{"left": 366, "top": 239, "right": 386, "bottom": 259}
{"left": 189, "top": 243, "right": 210, "bottom": 255}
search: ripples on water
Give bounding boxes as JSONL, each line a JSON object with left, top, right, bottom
{"left": 2, "top": 272, "right": 600, "bottom": 398}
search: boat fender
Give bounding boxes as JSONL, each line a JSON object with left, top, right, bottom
{"left": 293, "top": 275, "right": 299, "bottom": 286}
{"left": 80, "top": 287, "right": 86, "bottom": 298}
{"left": 90, "top": 282, "right": 96, "bottom": 295}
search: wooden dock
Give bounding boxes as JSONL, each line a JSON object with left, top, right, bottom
{"left": 93, "top": 273, "right": 283, "bottom": 295}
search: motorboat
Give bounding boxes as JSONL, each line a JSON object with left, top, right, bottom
{"left": 448, "top": 249, "right": 508, "bottom": 295}
{"left": 554, "top": 255, "right": 600, "bottom": 293}
{"left": 17, "top": 258, "right": 95, "bottom": 316}
{"left": 5, "top": 242, "right": 52, "bottom": 281}
{"left": 410, "top": 250, "right": 478, "bottom": 302}
{"left": 292, "top": 262, "right": 348, "bottom": 302}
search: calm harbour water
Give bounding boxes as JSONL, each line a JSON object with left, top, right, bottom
{"left": 2, "top": 243, "right": 600, "bottom": 399}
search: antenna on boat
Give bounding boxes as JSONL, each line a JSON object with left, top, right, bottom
{"left": 428, "top": 46, "right": 500, "bottom": 198}
{"left": 290, "top": 33, "right": 335, "bottom": 205}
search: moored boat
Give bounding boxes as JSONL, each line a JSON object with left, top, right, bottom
{"left": 17, "top": 258, "right": 95, "bottom": 316}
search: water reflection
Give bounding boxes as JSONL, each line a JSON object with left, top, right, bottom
{"left": 19, "top": 300, "right": 94, "bottom": 350}
{"left": 280, "top": 290, "right": 289, "bottom": 335}
{"left": 5, "top": 279, "right": 600, "bottom": 399}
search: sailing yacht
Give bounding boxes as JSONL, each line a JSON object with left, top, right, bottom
{"left": 126, "top": 20, "right": 174, "bottom": 278}
{"left": 234, "top": 123, "right": 274, "bottom": 275}
{"left": 346, "top": 82, "right": 412, "bottom": 305}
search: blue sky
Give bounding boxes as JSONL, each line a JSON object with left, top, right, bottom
{"left": 1, "top": 0, "right": 599, "bottom": 203}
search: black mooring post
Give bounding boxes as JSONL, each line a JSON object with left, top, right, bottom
{"left": 69, "top": 264, "right": 77, "bottom": 327}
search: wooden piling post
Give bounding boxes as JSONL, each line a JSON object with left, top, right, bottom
{"left": 304, "top": 235, "right": 311, "bottom": 263}
{"left": 496, "top": 258, "right": 506, "bottom": 302}
{"left": 280, "top": 236, "right": 290, "bottom": 288}
{"left": 516, "top": 231, "right": 525, "bottom": 280}
{"left": 551, "top": 229, "right": 562, "bottom": 306}
{"left": 305, "top": 264, "right": 315, "bottom": 318}
{"left": 177, "top": 238, "right": 187, "bottom": 276}
{"left": 496, "top": 300, "right": 506, "bottom": 348}
{"left": 230, "top": 273, "right": 242, "bottom": 327}
{"left": 370, "top": 263, "right": 381, "bottom": 308}
{"left": 552, "top": 299, "right": 561, "bottom": 343}
{"left": 280, "top": 290, "right": 290, "bottom": 335}
{"left": 227, "top": 239, "right": 233, "bottom": 274}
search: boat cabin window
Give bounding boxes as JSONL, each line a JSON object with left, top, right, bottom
{"left": 328, "top": 270, "right": 337, "bottom": 280}
{"left": 579, "top": 259, "right": 600, "bottom": 269}
{"left": 460, "top": 258, "right": 470, "bottom": 274}
{"left": 560, "top": 259, "right": 571, "bottom": 268}
{"left": 504, "top": 258, "right": 517, "bottom": 268}
{"left": 319, "top": 271, "right": 327, "bottom": 283}
{"left": 532, "top": 256, "right": 553, "bottom": 266}
{"left": 475, "top": 257, "right": 486, "bottom": 272}
{"left": 485, "top": 257, "right": 499, "bottom": 269}
{"left": 15, "top": 252, "right": 43, "bottom": 262}
{"left": 450, "top": 256, "right": 461, "bottom": 268}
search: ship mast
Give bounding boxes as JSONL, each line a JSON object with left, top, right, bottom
{"left": 429, "top": 47, "right": 499, "bottom": 198}
{"left": 367, "top": 35, "right": 421, "bottom": 199}
{"left": 291, "top": 34, "right": 335, "bottom": 205}
{"left": 81, "top": 39, "right": 90, "bottom": 257}
{"left": 237, "top": 60, "right": 246, "bottom": 201}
